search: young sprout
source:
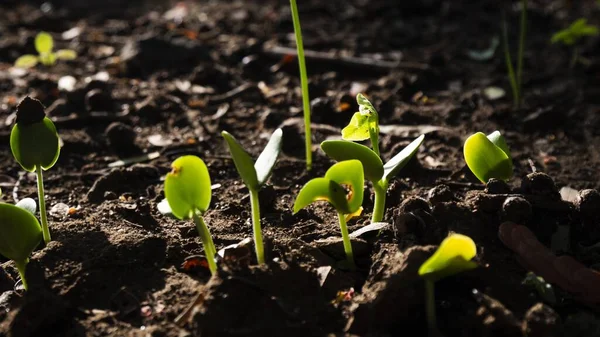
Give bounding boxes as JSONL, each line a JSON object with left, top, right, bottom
{"left": 14, "top": 32, "right": 77, "bottom": 69}
{"left": 551, "top": 18, "right": 598, "bottom": 67}
{"left": 289, "top": 0, "right": 312, "bottom": 171}
{"left": 322, "top": 93, "right": 424, "bottom": 222}
{"left": 10, "top": 97, "right": 60, "bottom": 244}
{"left": 502, "top": 0, "right": 527, "bottom": 108}
{"left": 293, "top": 160, "right": 364, "bottom": 268}
{"left": 221, "top": 129, "right": 283, "bottom": 265}
{"left": 418, "top": 234, "right": 478, "bottom": 336}
{"left": 463, "top": 131, "right": 513, "bottom": 183}
{"left": 164, "top": 155, "right": 218, "bottom": 274}
{"left": 0, "top": 201, "right": 43, "bottom": 291}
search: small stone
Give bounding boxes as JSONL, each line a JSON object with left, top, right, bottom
{"left": 522, "top": 303, "right": 561, "bottom": 337}
{"left": 398, "top": 196, "right": 431, "bottom": 214}
{"left": 501, "top": 196, "right": 532, "bottom": 224}
{"left": 485, "top": 178, "right": 511, "bottom": 195}
{"left": 427, "top": 184, "right": 454, "bottom": 204}
{"left": 576, "top": 189, "right": 600, "bottom": 221}
{"left": 521, "top": 173, "right": 560, "bottom": 200}
{"left": 85, "top": 88, "right": 114, "bottom": 112}
{"left": 105, "top": 122, "right": 137, "bottom": 152}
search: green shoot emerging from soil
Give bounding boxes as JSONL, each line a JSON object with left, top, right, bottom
{"left": 164, "top": 155, "right": 217, "bottom": 274}
{"left": 221, "top": 129, "right": 283, "bottom": 265}
{"left": 463, "top": 131, "right": 513, "bottom": 183}
{"left": 293, "top": 160, "right": 364, "bottom": 268}
{"left": 419, "top": 234, "right": 478, "bottom": 336}
{"left": 551, "top": 18, "right": 598, "bottom": 68}
{"left": 0, "top": 201, "right": 43, "bottom": 290}
{"left": 14, "top": 32, "right": 77, "bottom": 69}
{"left": 502, "top": 0, "right": 527, "bottom": 108}
{"left": 10, "top": 97, "right": 60, "bottom": 244}
{"left": 322, "top": 93, "right": 424, "bottom": 223}
{"left": 289, "top": 0, "right": 312, "bottom": 171}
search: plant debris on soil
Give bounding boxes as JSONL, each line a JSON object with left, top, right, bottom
{"left": 0, "top": 0, "right": 600, "bottom": 336}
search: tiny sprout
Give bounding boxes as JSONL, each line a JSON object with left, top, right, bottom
{"left": 419, "top": 233, "right": 478, "bottom": 336}
{"left": 551, "top": 18, "right": 598, "bottom": 67}
{"left": 463, "top": 131, "right": 512, "bottom": 183}
{"left": 323, "top": 94, "right": 424, "bottom": 223}
{"left": 10, "top": 97, "right": 61, "bottom": 244}
{"left": 0, "top": 201, "right": 43, "bottom": 291}
{"left": 293, "top": 160, "right": 364, "bottom": 268}
{"left": 221, "top": 129, "right": 283, "bottom": 265}
{"left": 164, "top": 155, "right": 217, "bottom": 274}
{"left": 14, "top": 31, "right": 77, "bottom": 69}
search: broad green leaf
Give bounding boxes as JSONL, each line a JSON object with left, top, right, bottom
{"left": 320, "top": 140, "right": 383, "bottom": 182}
{"left": 324, "top": 159, "right": 364, "bottom": 213}
{"left": 486, "top": 131, "right": 511, "bottom": 162}
{"left": 463, "top": 132, "right": 512, "bottom": 183}
{"left": 15, "top": 198, "right": 37, "bottom": 216}
{"left": 14, "top": 55, "right": 39, "bottom": 69}
{"left": 0, "top": 203, "right": 42, "bottom": 263}
{"left": 255, "top": 128, "right": 282, "bottom": 186}
{"left": 164, "top": 155, "right": 212, "bottom": 219}
{"left": 342, "top": 112, "right": 370, "bottom": 141}
{"left": 55, "top": 49, "right": 77, "bottom": 60}
{"left": 293, "top": 178, "right": 351, "bottom": 214}
{"left": 35, "top": 32, "right": 54, "bottom": 54}
{"left": 383, "top": 134, "right": 425, "bottom": 181}
{"left": 222, "top": 131, "right": 259, "bottom": 190}
{"left": 11, "top": 117, "right": 61, "bottom": 172}
{"left": 418, "top": 233, "right": 478, "bottom": 283}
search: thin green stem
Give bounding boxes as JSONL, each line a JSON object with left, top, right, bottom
{"left": 290, "top": 0, "right": 312, "bottom": 171}
{"left": 192, "top": 212, "right": 217, "bottom": 275}
{"left": 15, "top": 260, "right": 29, "bottom": 291}
{"left": 249, "top": 189, "right": 265, "bottom": 264}
{"left": 425, "top": 280, "right": 437, "bottom": 336}
{"left": 337, "top": 210, "right": 355, "bottom": 268}
{"left": 36, "top": 165, "right": 50, "bottom": 244}
{"left": 371, "top": 180, "right": 388, "bottom": 223}
{"left": 517, "top": 0, "right": 527, "bottom": 98}
{"left": 369, "top": 129, "right": 380, "bottom": 158}
{"left": 502, "top": 14, "right": 519, "bottom": 109}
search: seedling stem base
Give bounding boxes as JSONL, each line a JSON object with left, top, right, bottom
{"left": 425, "top": 279, "right": 437, "bottom": 336}
{"left": 249, "top": 189, "right": 265, "bottom": 264}
{"left": 192, "top": 212, "right": 218, "bottom": 274}
{"left": 15, "top": 260, "right": 28, "bottom": 291}
{"left": 372, "top": 180, "right": 388, "bottom": 223}
{"left": 337, "top": 210, "right": 355, "bottom": 269}
{"left": 36, "top": 165, "right": 51, "bottom": 244}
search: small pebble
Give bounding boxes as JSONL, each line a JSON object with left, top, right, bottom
{"left": 85, "top": 88, "right": 114, "bottom": 112}
{"left": 501, "top": 196, "right": 532, "bottom": 224}
{"left": 427, "top": 184, "right": 454, "bottom": 204}
{"left": 485, "top": 178, "right": 511, "bottom": 195}
{"left": 575, "top": 189, "right": 600, "bottom": 221}
{"left": 521, "top": 173, "right": 560, "bottom": 200}
{"left": 398, "top": 196, "right": 431, "bottom": 214}
{"left": 105, "top": 122, "right": 136, "bottom": 149}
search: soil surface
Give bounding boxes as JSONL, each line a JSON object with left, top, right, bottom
{"left": 0, "top": 0, "right": 600, "bottom": 336}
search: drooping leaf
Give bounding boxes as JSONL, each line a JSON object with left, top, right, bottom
{"left": 418, "top": 233, "right": 478, "bottom": 283}
{"left": 255, "top": 128, "right": 282, "bottom": 186}
{"left": 383, "top": 134, "right": 425, "bottom": 181}
{"left": 222, "top": 131, "right": 259, "bottom": 190}
{"left": 324, "top": 159, "right": 364, "bottom": 213}
{"left": 342, "top": 112, "right": 370, "bottom": 141}
{"left": 321, "top": 140, "right": 383, "bottom": 182}
{"left": 293, "top": 177, "right": 351, "bottom": 214}
{"left": 463, "top": 132, "right": 512, "bottom": 183}
{"left": 14, "top": 55, "right": 39, "bottom": 69}
{"left": 15, "top": 198, "right": 37, "bottom": 216}
{"left": 55, "top": 49, "right": 77, "bottom": 60}
{"left": 35, "top": 32, "right": 54, "bottom": 54}
{"left": 164, "top": 155, "right": 212, "bottom": 219}
{"left": 0, "top": 203, "right": 42, "bottom": 263}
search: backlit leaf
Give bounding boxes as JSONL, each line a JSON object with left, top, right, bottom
{"left": 14, "top": 55, "right": 38, "bottom": 69}
{"left": 164, "top": 155, "right": 212, "bottom": 219}
{"left": 255, "top": 128, "right": 282, "bottom": 186}
{"left": 463, "top": 132, "right": 512, "bottom": 183}
{"left": 222, "top": 131, "right": 259, "bottom": 190}
{"left": 35, "top": 32, "right": 54, "bottom": 54}
{"left": 383, "top": 134, "right": 425, "bottom": 181}
{"left": 324, "top": 159, "right": 364, "bottom": 213}
{"left": 293, "top": 177, "right": 350, "bottom": 214}
{"left": 0, "top": 203, "right": 42, "bottom": 263}
{"left": 418, "top": 233, "right": 478, "bottom": 282}
{"left": 342, "top": 112, "right": 370, "bottom": 141}
{"left": 321, "top": 140, "right": 383, "bottom": 182}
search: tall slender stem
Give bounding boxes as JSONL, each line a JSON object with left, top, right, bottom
{"left": 290, "top": 0, "right": 312, "bottom": 171}
{"left": 15, "top": 260, "right": 29, "bottom": 291}
{"left": 249, "top": 189, "right": 265, "bottom": 264}
{"left": 192, "top": 212, "right": 217, "bottom": 275}
{"left": 517, "top": 0, "right": 527, "bottom": 99}
{"left": 371, "top": 181, "right": 388, "bottom": 223}
{"left": 369, "top": 128, "right": 380, "bottom": 158}
{"left": 36, "top": 165, "right": 50, "bottom": 244}
{"left": 502, "top": 14, "right": 519, "bottom": 109}
{"left": 425, "top": 280, "right": 437, "bottom": 336}
{"left": 337, "top": 210, "right": 354, "bottom": 268}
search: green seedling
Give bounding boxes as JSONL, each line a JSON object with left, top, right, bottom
{"left": 14, "top": 32, "right": 77, "bottom": 69}
{"left": 0, "top": 199, "right": 42, "bottom": 291}
{"left": 10, "top": 97, "right": 60, "bottom": 244}
{"left": 293, "top": 160, "right": 364, "bottom": 268}
{"left": 221, "top": 129, "right": 283, "bottom": 265}
{"left": 502, "top": 0, "right": 527, "bottom": 108}
{"left": 419, "top": 234, "right": 478, "bottom": 336}
{"left": 164, "top": 155, "right": 217, "bottom": 274}
{"left": 551, "top": 18, "right": 598, "bottom": 67}
{"left": 322, "top": 93, "right": 424, "bottom": 223}
{"left": 289, "top": 0, "right": 312, "bottom": 171}
{"left": 463, "top": 131, "right": 512, "bottom": 183}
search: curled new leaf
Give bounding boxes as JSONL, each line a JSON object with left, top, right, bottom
{"left": 320, "top": 140, "right": 383, "bottom": 182}
{"left": 164, "top": 155, "right": 212, "bottom": 219}
{"left": 418, "top": 233, "right": 478, "bottom": 283}
{"left": 463, "top": 131, "right": 512, "bottom": 183}
{"left": 383, "top": 134, "right": 425, "bottom": 181}
{"left": 0, "top": 203, "right": 42, "bottom": 263}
